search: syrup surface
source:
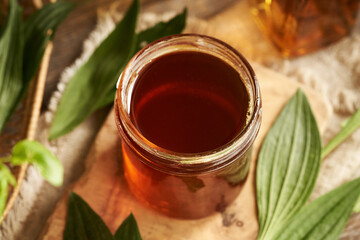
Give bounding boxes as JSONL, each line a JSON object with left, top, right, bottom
{"left": 130, "top": 51, "right": 249, "bottom": 153}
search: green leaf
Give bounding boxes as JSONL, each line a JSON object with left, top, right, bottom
{"left": 114, "top": 213, "right": 142, "bottom": 240}
{"left": 22, "top": 1, "right": 75, "bottom": 90}
{"left": 0, "top": 0, "right": 73, "bottom": 134}
{"left": 49, "top": 0, "right": 139, "bottom": 140}
{"left": 134, "top": 8, "right": 187, "bottom": 53}
{"left": 322, "top": 107, "right": 360, "bottom": 158}
{"left": 10, "top": 140, "right": 63, "bottom": 186}
{"left": 63, "top": 192, "right": 114, "bottom": 240}
{"left": 354, "top": 195, "right": 360, "bottom": 213}
{"left": 256, "top": 90, "right": 322, "bottom": 240}
{"left": 0, "top": 163, "right": 16, "bottom": 216}
{"left": 274, "top": 177, "right": 360, "bottom": 240}
{"left": 85, "top": 8, "right": 187, "bottom": 114}
{"left": 0, "top": 0, "right": 23, "bottom": 132}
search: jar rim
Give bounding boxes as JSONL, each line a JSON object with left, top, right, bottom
{"left": 115, "top": 34, "right": 262, "bottom": 173}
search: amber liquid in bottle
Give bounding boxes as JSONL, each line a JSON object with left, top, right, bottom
{"left": 120, "top": 51, "right": 251, "bottom": 218}
{"left": 251, "top": 0, "right": 360, "bottom": 57}
{"left": 130, "top": 52, "right": 249, "bottom": 153}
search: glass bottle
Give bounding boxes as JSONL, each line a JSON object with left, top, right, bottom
{"left": 250, "top": 0, "right": 360, "bottom": 57}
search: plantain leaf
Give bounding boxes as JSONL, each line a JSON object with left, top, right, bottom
{"left": 0, "top": 0, "right": 73, "bottom": 134}
{"left": 0, "top": 163, "right": 16, "bottom": 216}
{"left": 10, "top": 140, "right": 63, "bottom": 186}
{"left": 49, "top": 0, "right": 139, "bottom": 140}
{"left": 114, "top": 213, "right": 142, "bottom": 240}
{"left": 22, "top": 0, "right": 75, "bottom": 91}
{"left": 134, "top": 8, "right": 187, "bottom": 53}
{"left": 322, "top": 107, "right": 360, "bottom": 158}
{"left": 275, "top": 177, "right": 360, "bottom": 240}
{"left": 256, "top": 90, "right": 322, "bottom": 240}
{"left": 63, "top": 192, "right": 114, "bottom": 240}
{"left": 0, "top": 0, "right": 23, "bottom": 132}
{"left": 354, "top": 195, "right": 360, "bottom": 213}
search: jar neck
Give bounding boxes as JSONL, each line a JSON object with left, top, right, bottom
{"left": 116, "top": 34, "right": 262, "bottom": 175}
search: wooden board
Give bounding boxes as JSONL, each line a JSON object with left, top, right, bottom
{"left": 40, "top": 69, "right": 329, "bottom": 240}
{"left": 40, "top": 3, "right": 331, "bottom": 239}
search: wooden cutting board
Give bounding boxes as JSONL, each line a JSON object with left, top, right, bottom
{"left": 40, "top": 2, "right": 330, "bottom": 239}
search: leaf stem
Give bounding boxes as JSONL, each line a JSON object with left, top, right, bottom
{"left": 322, "top": 108, "right": 360, "bottom": 159}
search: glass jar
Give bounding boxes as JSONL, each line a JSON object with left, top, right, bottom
{"left": 114, "top": 34, "right": 262, "bottom": 219}
{"left": 250, "top": 0, "right": 360, "bottom": 57}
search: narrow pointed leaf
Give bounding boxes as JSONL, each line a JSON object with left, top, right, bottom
{"left": 322, "top": 107, "right": 360, "bottom": 158}
{"left": 23, "top": 1, "right": 75, "bottom": 89}
{"left": 0, "top": 0, "right": 23, "bottom": 132}
{"left": 91, "top": 8, "right": 187, "bottom": 112}
{"left": 134, "top": 8, "right": 187, "bottom": 53}
{"left": 63, "top": 192, "right": 114, "bottom": 240}
{"left": 114, "top": 213, "right": 142, "bottom": 240}
{"left": 10, "top": 140, "right": 63, "bottom": 186}
{"left": 256, "top": 90, "right": 322, "bottom": 239}
{"left": 275, "top": 177, "right": 360, "bottom": 240}
{"left": 0, "top": 163, "right": 16, "bottom": 216}
{"left": 0, "top": 0, "right": 73, "bottom": 134}
{"left": 354, "top": 195, "right": 360, "bottom": 213}
{"left": 49, "top": 0, "right": 139, "bottom": 140}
